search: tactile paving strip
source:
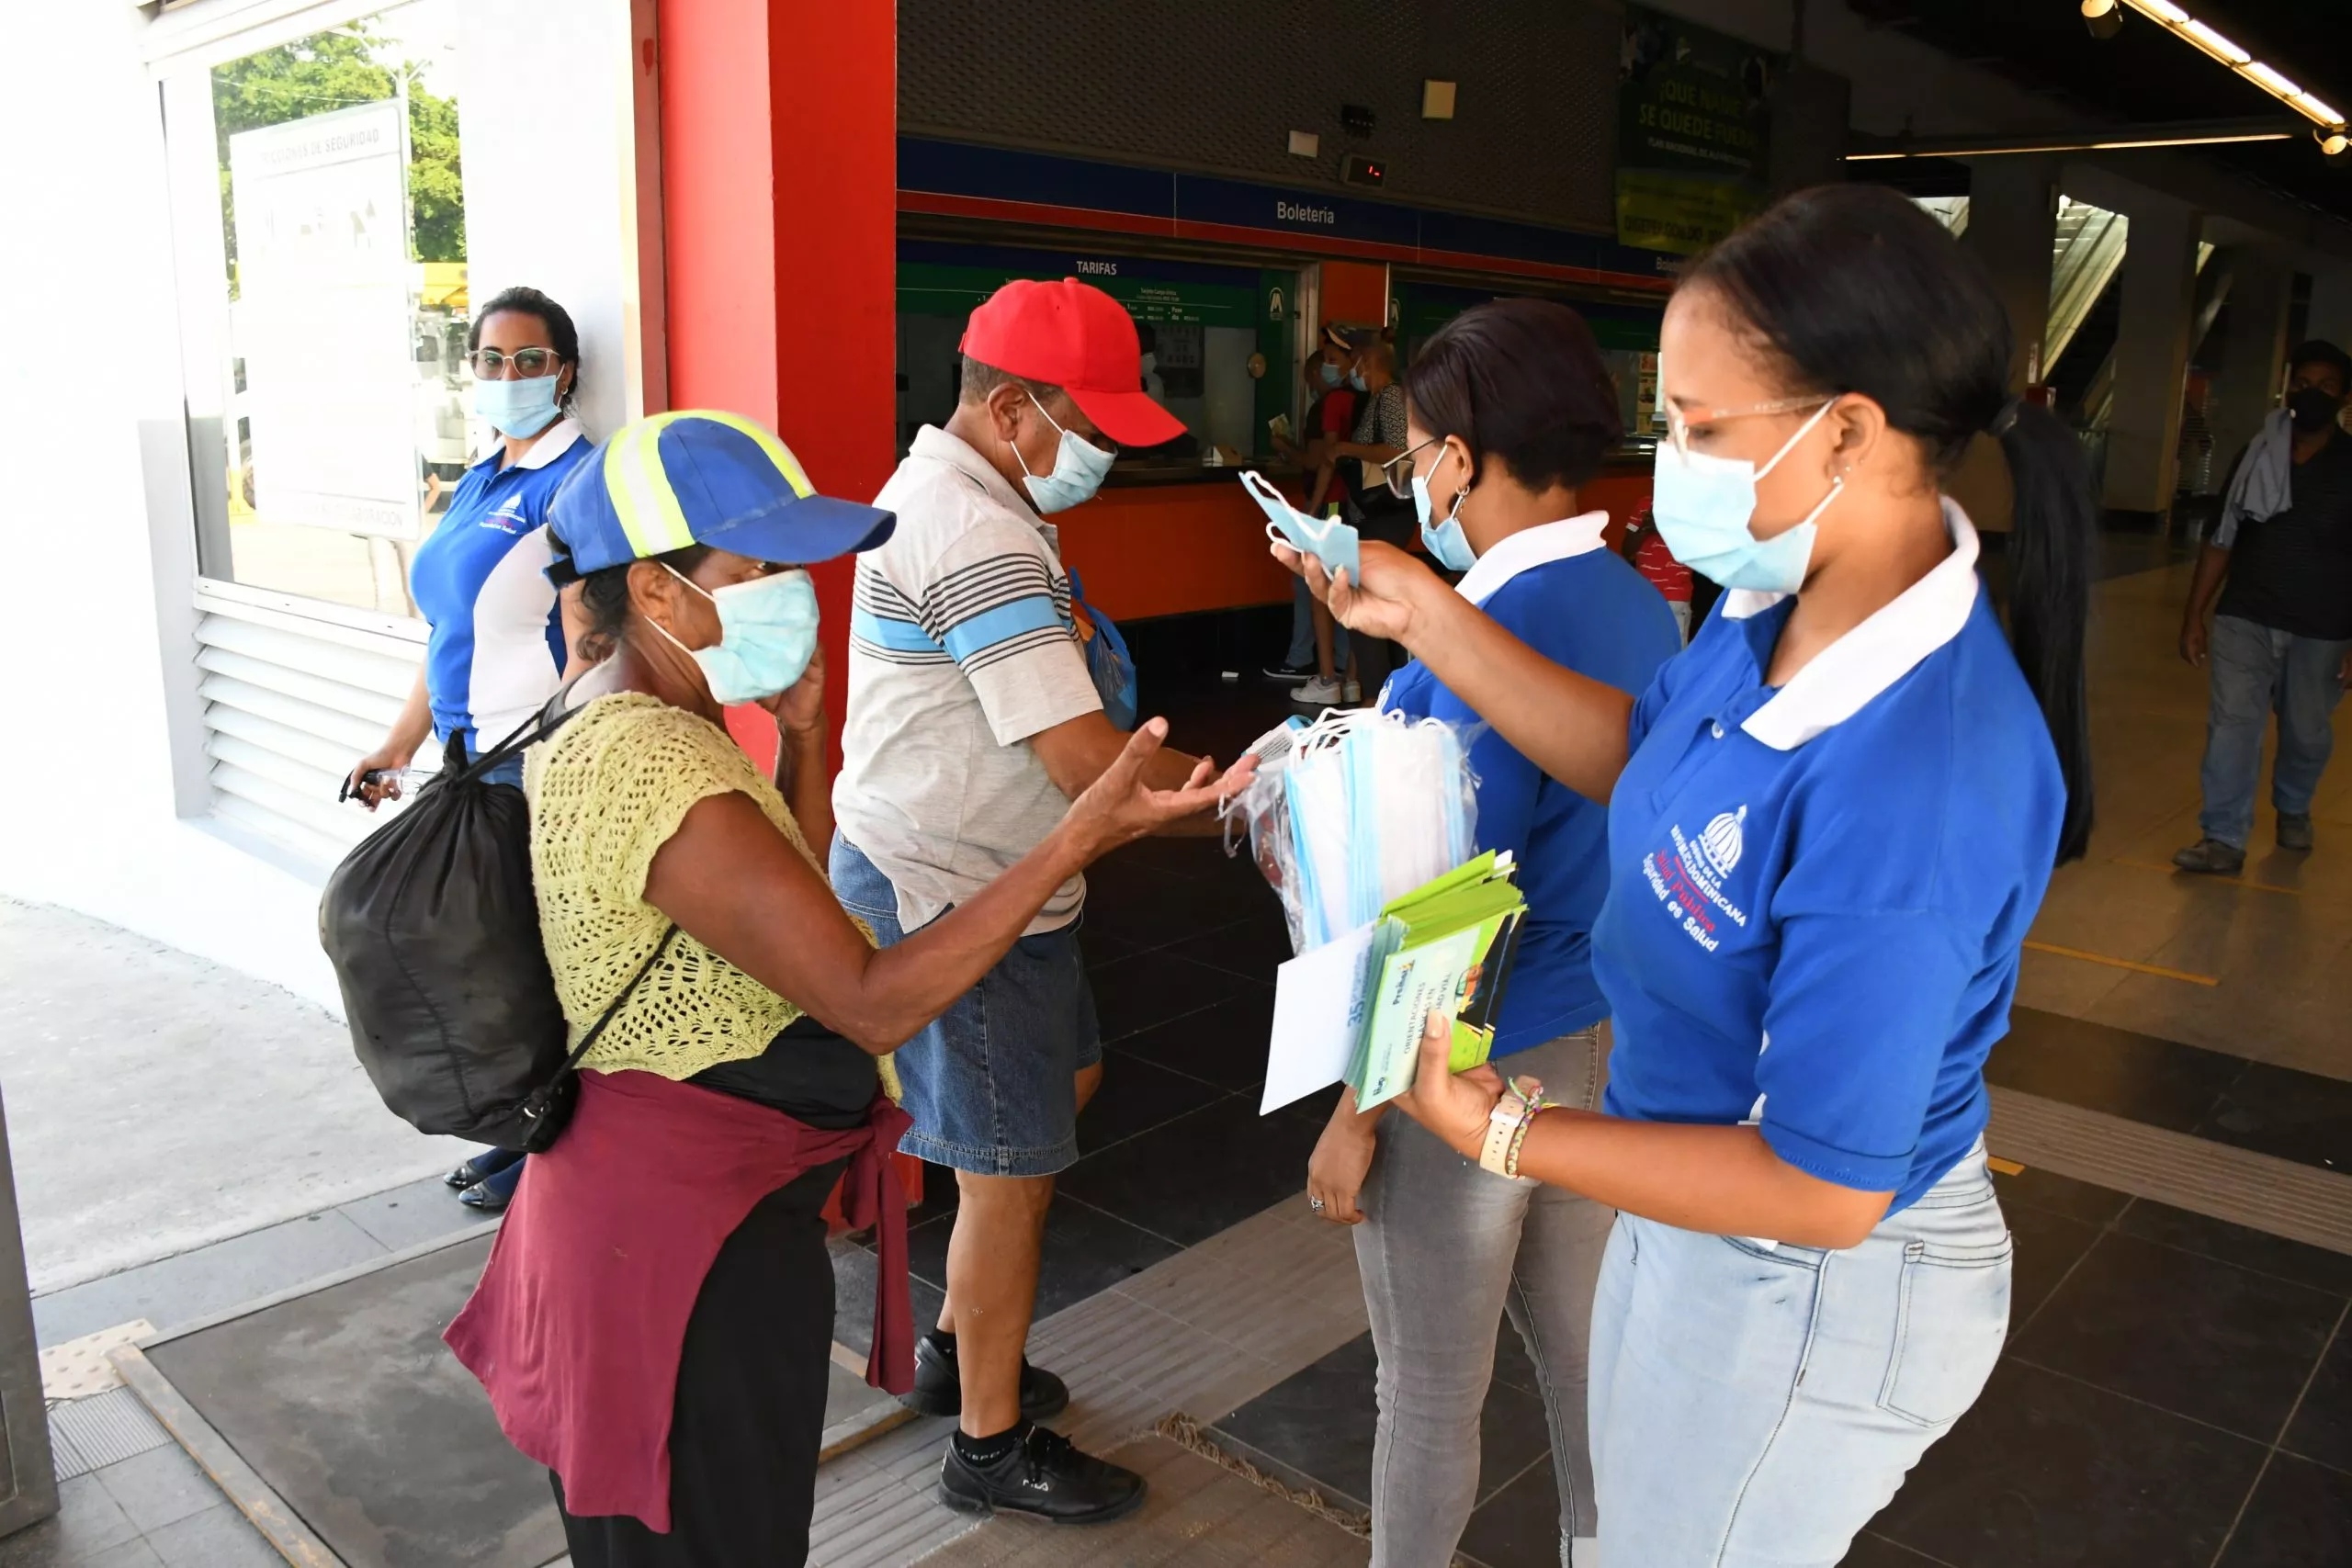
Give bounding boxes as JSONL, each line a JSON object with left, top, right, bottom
{"left": 50, "top": 1386, "right": 173, "bottom": 1477}
{"left": 1986, "top": 1086, "right": 2352, "bottom": 1256}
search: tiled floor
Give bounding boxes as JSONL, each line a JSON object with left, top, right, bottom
{"left": 1202, "top": 1166, "right": 2352, "bottom": 1568}
{"left": 8, "top": 1390, "right": 279, "bottom": 1568}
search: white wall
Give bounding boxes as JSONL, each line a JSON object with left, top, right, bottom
{"left": 0, "top": 0, "right": 648, "bottom": 1010}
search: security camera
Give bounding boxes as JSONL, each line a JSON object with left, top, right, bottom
{"left": 2081, "top": 0, "right": 2124, "bottom": 40}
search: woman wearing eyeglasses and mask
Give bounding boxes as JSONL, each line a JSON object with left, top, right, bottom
{"left": 1306, "top": 298, "right": 1681, "bottom": 1568}
{"left": 345, "top": 286, "right": 594, "bottom": 1212}
{"left": 1283, "top": 186, "right": 2093, "bottom": 1564}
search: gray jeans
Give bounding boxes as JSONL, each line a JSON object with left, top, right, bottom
{"left": 1355, "top": 1027, "right": 1612, "bottom": 1567}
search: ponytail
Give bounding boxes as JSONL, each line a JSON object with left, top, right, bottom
{"left": 1685, "top": 186, "right": 2097, "bottom": 867}
{"left": 1994, "top": 401, "right": 2095, "bottom": 863}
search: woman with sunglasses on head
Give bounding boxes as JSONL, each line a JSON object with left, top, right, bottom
{"left": 1306, "top": 298, "right": 1681, "bottom": 1568}
{"left": 345, "top": 285, "right": 594, "bottom": 1213}
{"left": 1282, "top": 186, "right": 2093, "bottom": 1564}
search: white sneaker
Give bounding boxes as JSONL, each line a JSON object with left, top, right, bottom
{"left": 1292, "top": 676, "right": 1343, "bottom": 707}
{"left": 1343, "top": 680, "right": 1363, "bottom": 704}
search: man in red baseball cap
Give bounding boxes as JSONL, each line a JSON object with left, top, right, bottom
{"left": 830, "top": 278, "right": 1225, "bottom": 1524}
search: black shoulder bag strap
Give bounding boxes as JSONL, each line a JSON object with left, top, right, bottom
{"left": 516, "top": 922, "right": 681, "bottom": 1147}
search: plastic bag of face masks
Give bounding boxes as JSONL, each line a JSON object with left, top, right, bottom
{"left": 1220, "top": 707, "right": 1481, "bottom": 955}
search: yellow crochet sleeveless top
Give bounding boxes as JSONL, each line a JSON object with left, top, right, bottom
{"left": 526, "top": 692, "right": 892, "bottom": 1090}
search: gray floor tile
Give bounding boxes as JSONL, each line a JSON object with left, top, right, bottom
{"left": 334, "top": 1173, "right": 497, "bottom": 1252}
{"left": 143, "top": 1507, "right": 281, "bottom": 1568}
{"left": 91, "top": 1447, "right": 220, "bottom": 1535}
{"left": 0, "top": 1475, "right": 139, "bottom": 1566}
{"left": 77, "top": 1544, "right": 162, "bottom": 1568}
{"left": 33, "top": 1211, "right": 389, "bottom": 1346}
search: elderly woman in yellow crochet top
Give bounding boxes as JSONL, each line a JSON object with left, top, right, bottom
{"left": 445, "top": 413, "right": 1250, "bottom": 1568}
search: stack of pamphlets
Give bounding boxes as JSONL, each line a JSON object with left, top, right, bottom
{"left": 1261, "top": 852, "right": 1527, "bottom": 1113}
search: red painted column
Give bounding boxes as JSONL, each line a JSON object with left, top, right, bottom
{"left": 658, "top": 0, "right": 918, "bottom": 1214}
{"left": 658, "top": 0, "right": 898, "bottom": 773}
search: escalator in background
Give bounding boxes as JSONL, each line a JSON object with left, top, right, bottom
{"left": 2044, "top": 197, "right": 2128, "bottom": 385}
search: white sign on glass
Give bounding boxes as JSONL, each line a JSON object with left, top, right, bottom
{"left": 231, "top": 99, "right": 418, "bottom": 540}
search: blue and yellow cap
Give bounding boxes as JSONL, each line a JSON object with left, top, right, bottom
{"left": 547, "top": 411, "right": 895, "bottom": 580}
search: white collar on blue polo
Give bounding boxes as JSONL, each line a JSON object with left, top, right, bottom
{"left": 1725, "top": 496, "right": 1983, "bottom": 751}
{"left": 1453, "top": 511, "right": 1610, "bottom": 607}
{"left": 514, "top": 416, "right": 586, "bottom": 471}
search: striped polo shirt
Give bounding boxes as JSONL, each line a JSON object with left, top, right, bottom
{"left": 832, "top": 425, "right": 1104, "bottom": 934}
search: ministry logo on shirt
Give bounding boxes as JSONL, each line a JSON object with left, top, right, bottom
{"left": 1641, "top": 805, "right": 1752, "bottom": 953}
{"left": 481, "top": 497, "right": 531, "bottom": 535}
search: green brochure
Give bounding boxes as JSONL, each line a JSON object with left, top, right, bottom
{"left": 1351, "top": 854, "right": 1527, "bottom": 1111}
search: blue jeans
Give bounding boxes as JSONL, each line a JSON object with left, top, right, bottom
{"left": 1589, "top": 1145, "right": 2009, "bottom": 1567}
{"left": 828, "top": 834, "right": 1102, "bottom": 1177}
{"left": 2199, "top": 615, "right": 2351, "bottom": 847}
{"left": 1285, "top": 575, "right": 1349, "bottom": 669}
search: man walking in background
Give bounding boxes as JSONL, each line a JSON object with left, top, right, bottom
{"left": 2176, "top": 339, "right": 2352, "bottom": 875}
{"left": 830, "top": 277, "right": 1213, "bottom": 1522}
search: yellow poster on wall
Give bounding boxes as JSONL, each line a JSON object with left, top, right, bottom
{"left": 1616, "top": 6, "right": 1778, "bottom": 256}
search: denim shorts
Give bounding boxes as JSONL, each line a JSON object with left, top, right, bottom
{"left": 828, "top": 834, "right": 1102, "bottom": 1177}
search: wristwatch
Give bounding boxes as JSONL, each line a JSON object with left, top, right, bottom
{"left": 1478, "top": 1078, "right": 1548, "bottom": 1177}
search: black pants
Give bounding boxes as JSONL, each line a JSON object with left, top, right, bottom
{"left": 1351, "top": 503, "right": 1418, "bottom": 697}
{"left": 555, "top": 1157, "right": 848, "bottom": 1567}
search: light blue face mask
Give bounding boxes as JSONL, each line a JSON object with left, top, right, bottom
{"left": 1409, "top": 446, "right": 1477, "bottom": 572}
{"left": 1242, "top": 469, "right": 1361, "bottom": 581}
{"left": 1651, "top": 400, "right": 1843, "bottom": 595}
{"left": 472, "top": 373, "right": 562, "bottom": 439}
{"left": 1318, "top": 360, "right": 1346, "bottom": 389}
{"left": 1015, "top": 394, "right": 1115, "bottom": 513}
{"left": 1348, "top": 368, "right": 1368, "bottom": 392}
{"left": 650, "top": 565, "right": 820, "bottom": 705}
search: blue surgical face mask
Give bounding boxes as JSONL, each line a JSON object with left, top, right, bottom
{"left": 1015, "top": 394, "right": 1115, "bottom": 513}
{"left": 1410, "top": 447, "right": 1477, "bottom": 572}
{"left": 1348, "top": 368, "right": 1368, "bottom": 392}
{"left": 473, "top": 372, "right": 562, "bottom": 439}
{"left": 1650, "top": 400, "right": 1843, "bottom": 594}
{"left": 1318, "top": 360, "right": 1345, "bottom": 389}
{"left": 1243, "top": 468, "right": 1360, "bottom": 581}
{"left": 650, "top": 565, "right": 820, "bottom": 705}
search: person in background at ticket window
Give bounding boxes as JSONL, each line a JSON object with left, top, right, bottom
{"left": 830, "top": 277, "right": 1234, "bottom": 1525}
{"left": 1321, "top": 334, "right": 1414, "bottom": 700}
{"left": 1269, "top": 324, "right": 1360, "bottom": 701}
{"left": 1619, "top": 506, "right": 1697, "bottom": 642}
{"left": 1305, "top": 299, "right": 1679, "bottom": 1568}
{"left": 344, "top": 285, "right": 595, "bottom": 1214}
{"left": 1283, "top": 186, "right": 2094, "bottom": 1566}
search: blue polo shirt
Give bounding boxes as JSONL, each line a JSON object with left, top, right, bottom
{"left": 1593, "top": 504, "right": 2065, "bottom": 1213}
{"left": 408, "top": 420, "right": 592, "bottom": 750}
{"left": 1382, "top": 516, "right": 1681, "bottom": 1056}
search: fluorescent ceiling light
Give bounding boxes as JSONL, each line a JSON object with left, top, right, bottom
{"left": 2178, "top": 19, "right": 2250, "bottom": 64}
{"left": 2117, "top": 0, "right": 2344, "bottom": 129}
{"left": 1845, "top": 130, "right": 2292, "bottom": 160}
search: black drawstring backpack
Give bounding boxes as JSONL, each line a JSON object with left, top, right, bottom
{"left": 320, "top": 697, "right": 673, "bottom": 1152}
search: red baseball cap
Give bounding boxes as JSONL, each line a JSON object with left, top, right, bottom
{"left": 960, "top": 277, "right": 1186, "bottom": 447}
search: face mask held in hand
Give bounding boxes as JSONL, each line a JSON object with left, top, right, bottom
{"left": 473, "top": 373, "right": 562, "bottom": 440}
{"left": 1015, "top": 394, "right": 1116, "bottom": 513}
{"left": 1410, "top": 447, "right": 1478, "bottom": 572}
{"left": 1651, "top": 400, "right": 1842, "bottom": 595}
{"left": 648, "top": 565, "right": 821, "bottom": 705}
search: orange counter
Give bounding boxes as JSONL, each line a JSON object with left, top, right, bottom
{"left": 1061, "top": 464, "right": 1657, "bottom": 623}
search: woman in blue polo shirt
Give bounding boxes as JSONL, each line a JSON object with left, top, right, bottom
{"left": 1281, "top": 186, "right": 2093, "bottom": 1565}
{"left": 1303, "top": 299, "right": 1679, "bottom": 1568}
{"left": 345, "top": 285, "right": 595, "bottom": 1211}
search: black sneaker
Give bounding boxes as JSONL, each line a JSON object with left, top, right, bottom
{"left": 1261, "top": 660, "right": 1315, "bottom": 682}
{"left": 904, "top": 1335, "right": 1069, "bottom": 1422}
{"left": 2278, "top": 813, "right": 2315, "bottom": 852}
{"left": 940, "top": 1424, "right": 1147, "bottom": 1524}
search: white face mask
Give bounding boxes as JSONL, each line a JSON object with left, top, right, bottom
{"left": 1651, "top": 399, "right": 1843, "bottom": 595}
{"left": 1014, "top": 394, "right": 1115, "bottom": 513}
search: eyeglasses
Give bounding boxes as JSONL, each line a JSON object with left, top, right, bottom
{"left": 470, "top": 347, "right": 565, "bottom": 379}
{"left": 1379, "top": 435, "right": 1444, "bottom": 499}
{"left": 1662, "top": 394, "right": 1830, "bottom": 456}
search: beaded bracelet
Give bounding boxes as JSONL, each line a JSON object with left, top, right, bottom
{"left": 1502, "top": 1101, "right": 1550, "bottom": 1180}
